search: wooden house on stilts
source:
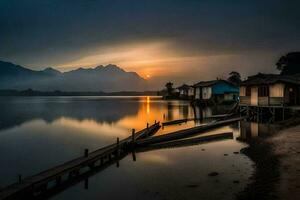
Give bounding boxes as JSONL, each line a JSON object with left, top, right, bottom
{"left": 239, "top": 73, "right": 300, "bottom": 120}
{"left": 193, "top": 80, "right": 239, "bottom": 105}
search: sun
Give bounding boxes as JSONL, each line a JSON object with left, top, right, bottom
{"left": 146, "top": 74, "right": 151, "bottom": 78}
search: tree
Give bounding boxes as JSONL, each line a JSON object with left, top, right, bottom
{"left": 227, "top": 71, "right": 241, "bottom": 86}
{"left": 276, "top": 52, "right": 300, "bottom": 75}
{"left": 165, "top": 82, "right": 174, "bottom": 95}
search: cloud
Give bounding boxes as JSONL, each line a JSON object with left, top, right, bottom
{"left": 0, "top": 0, "right": 300, "bottom": 84}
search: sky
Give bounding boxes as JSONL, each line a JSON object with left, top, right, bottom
{"left": 1, "top": 0, "right": 300, "bottom": 87}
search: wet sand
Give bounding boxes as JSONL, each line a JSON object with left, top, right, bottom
{"left": 237, "top": 121, "right": 300, "bottom": 200}
{"left": 272, "top": 125, "right": 300, "bottom": 199}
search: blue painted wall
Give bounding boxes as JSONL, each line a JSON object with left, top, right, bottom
{"left": 212, "top": 82, "right": 239, "bottom": 95}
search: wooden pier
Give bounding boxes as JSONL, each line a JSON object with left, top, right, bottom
{"left": 0, "top": 122, "right": 160, "bottom": 200}
{"left": 0, "top": 116, "right": 244, "bottom": 200}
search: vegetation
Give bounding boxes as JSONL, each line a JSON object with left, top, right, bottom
{"left": 165, "top": 82, "right": 174, "bottom": 95}
{"left": 227, "top": 71, "right": 241, "bottom": 86}
{"left": 276, "top": 52, "right": 300, "bottom": 75}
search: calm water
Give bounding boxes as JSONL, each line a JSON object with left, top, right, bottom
{"left": 0, "top": 96, "right": 255, "bottom": 200}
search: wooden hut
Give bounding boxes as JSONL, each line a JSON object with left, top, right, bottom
{"left": 177, "top": 84, "right": 194, "bottom": 99}
{"left": 193, "top": 80, "right": 239, "bottom": 104}
{"left": 239, "top": 73, "right": 300, "bottom": 107}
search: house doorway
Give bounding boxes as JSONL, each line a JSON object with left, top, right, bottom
{"left": 285, "top": 85, "right": 299, "bottom": 105}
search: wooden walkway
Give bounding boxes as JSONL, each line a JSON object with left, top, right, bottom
{"left": 0, "top": 122, "right": 161, "bottom": 200}
{"left": 0, "top": 116, "right": 244, "bottom": 200}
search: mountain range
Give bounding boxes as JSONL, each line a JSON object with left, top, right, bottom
{"left": 0, "top": 61, "right": 148, "bottom": 92}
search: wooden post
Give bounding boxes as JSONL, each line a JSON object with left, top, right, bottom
{"left": 116, "top": 138, "right": 120, "bottom": 168}
{"left": 155, "top": 120, "right": 157, "bottom": 124}
{"left": 131, "top": 129, "right": 136, "bottom": 148}
{"left": 132, "top": 150, "right": 136, "bottom": 162}
{"left": 84, "top": 148, "right": 89, "bottom": 157}
{"left": 116, "top": 137, "right": 120, "bottom": 157}
{"left": 147, "top": 123, "right": 149, "bottom": 129}
{"left": 18, "top": 174, "right": 22, "bottom": 183}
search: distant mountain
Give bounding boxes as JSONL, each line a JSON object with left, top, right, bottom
{"left": 0, "top": 61, "right": 148, "bottom": 92}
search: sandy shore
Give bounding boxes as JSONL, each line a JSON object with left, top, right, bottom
{"left": 271, "top": 125, "right": 300, "bottom": 199}
{"left": 237, "top": 122, "right": 300, "bottom": 200}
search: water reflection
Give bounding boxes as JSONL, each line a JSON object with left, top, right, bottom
{"left": 0, "top": 96, "right": 197, "bottom": 186}
{"left": 0, "top": 96, "right": 140, "bottom": 131}
{"left": 0, "top": 96, "right": 257, "bottom": 200}
{"left": 51, "top": 124, "right": 253, "bottom": 200}
{"left": 238, "top": 120, "right": 278, "bottom": 142}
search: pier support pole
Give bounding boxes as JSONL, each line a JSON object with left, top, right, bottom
{"left": 116, "top": 137, "right": 120, "bottom": 168}
{"left": 84, "top": 149, "right": 89, "bottom": 157}
{"left": 132, "top": 150, "right": 136, "bottom": 162}
{"left": 116, "top": 137, "right": 120, "bottom": 156}
{"left": 131, "top": 129, "right": 136, "bottom": 148}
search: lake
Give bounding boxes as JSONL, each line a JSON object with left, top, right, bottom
{"left": 0, "top": 96, "right": 255, "bottom": 200}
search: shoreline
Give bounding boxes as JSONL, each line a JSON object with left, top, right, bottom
{"left": 237, "top": 118, "right": 300, "bottom": 200}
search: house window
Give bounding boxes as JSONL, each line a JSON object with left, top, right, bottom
{"left": 258, "top": 86, "right": 269, "bottom": 97}
{"left": 246, "top": 87, "right": 251, "bottom": 96}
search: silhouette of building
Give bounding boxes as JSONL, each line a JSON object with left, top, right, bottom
{"left": 177, "top": 84, "right": 194, "bottom": 99}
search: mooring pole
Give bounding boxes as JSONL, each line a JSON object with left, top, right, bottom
{"left": 116, "top": 137, "right": 120, "bottom": 156}
{"left": 84, "top": 148, "right": 89, "bottom": 157}
{"left": 116, "top": 137, "right": 120, "bottom": 168}
{"left": 132, "top": 150, "right": 136, "bottom": 162}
